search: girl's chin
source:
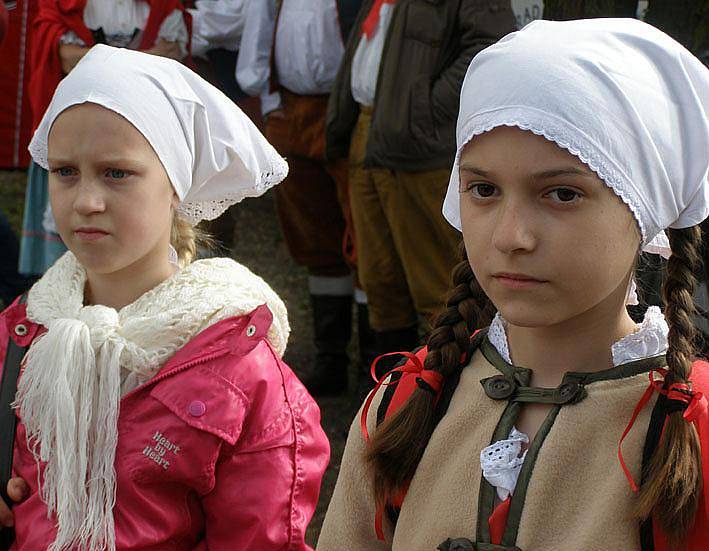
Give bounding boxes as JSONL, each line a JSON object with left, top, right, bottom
{"left": 71, "top": 249, "right": 128, "bottom": 275}
{"left": 493, "top": 303, "right": 566, "bottom": 329}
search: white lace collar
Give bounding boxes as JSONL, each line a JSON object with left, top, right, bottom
{"left": 488, "top": 305, "right": 668, "bottom": 367}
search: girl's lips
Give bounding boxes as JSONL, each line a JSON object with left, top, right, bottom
{"left": 492, "top": 273, "right": 547, "bottom": 289}
{"left": 74, "top": 229, "right": 109, "bottom": 241}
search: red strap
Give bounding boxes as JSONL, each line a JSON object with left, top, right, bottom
{"left": 360, "top": 351, "right": 443, "bottom": 443}
{"left": 489, "top": 497, "right": 511, "bottom": 545}
{"left": 375, "top": 502, "right": 384, "bottom": 540}
{"left": 618, "top": 369, "right": 665, "bottom": 492}
{"left": 361, "top": 0, "right": 396, "bottom": 39}
{"left": 619, "top": 367, "right": 709, "bottom": 517}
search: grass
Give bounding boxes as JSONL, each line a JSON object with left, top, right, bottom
{"left": 0, "top": 169, "right": 358, "bottom": 546}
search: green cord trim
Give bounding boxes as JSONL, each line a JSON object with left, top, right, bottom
{"left": 473, "top": 335, "right": 668, "bottom": 548}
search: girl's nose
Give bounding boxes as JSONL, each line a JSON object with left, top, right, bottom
{"left": 73, "top": 179, "right": 106, "bottom": 216}
{"left": 491, "top": 200, "right": 537, "bottom": 254}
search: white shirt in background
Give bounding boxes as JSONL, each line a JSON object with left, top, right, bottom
{"left": 60, "top": 0, "right": 189, "bottom": 56}
{"left": 350, "top": 3, "right": 394, "bottom": 107}
{"left": 188, "top": 0, "right": 247, "bottom": 59}
{"left": 237, "top": 0, "right": 345, "bottom": 115}
{"left": 274, "top": 0, "right": 344, "bottom": 95}
{"left": 235, "top": 0, "right": 280, "bottom": 113}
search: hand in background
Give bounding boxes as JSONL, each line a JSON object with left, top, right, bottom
{"left": 59, "top": 43, "right": 91, "bottom": 74}
{"left": 0, "top": 477, "right": 28, "bottom": 529}
{"left": 144, "top": 39, "right": 183, "bottom": 61}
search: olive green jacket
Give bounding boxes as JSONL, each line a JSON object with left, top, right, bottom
{"left": 325, "top": 0, "right": 517, "bottom": 171}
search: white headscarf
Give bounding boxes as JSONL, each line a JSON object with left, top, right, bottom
{"left": 29, "top": 44, "right": 288, "bottom": 224}
{"left": 443, "top": 18, "right": 709, "bottom": 258}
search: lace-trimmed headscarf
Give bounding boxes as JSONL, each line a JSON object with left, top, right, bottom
{"left": 29, "top": 44, "right": 288, "bottom": 224}
{"left": 443, "top": 18, "right": 709, "bottom": 258}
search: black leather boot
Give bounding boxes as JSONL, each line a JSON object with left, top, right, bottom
{"left": 304, "top": 294, "right": 353, "bottom": 397}
{"left": 353, "top": 303, "right": 378, "bottom": 402}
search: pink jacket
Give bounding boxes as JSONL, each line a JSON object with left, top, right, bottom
{"left": 0, "top": 298, "right": 330, "bottom": 550}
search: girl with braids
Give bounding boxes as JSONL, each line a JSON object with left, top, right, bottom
{"left": 318, "top": 18, "right": 709, "bottom": 551}
{"left": 0, "top": 45, "right": 329, "bottom": 550}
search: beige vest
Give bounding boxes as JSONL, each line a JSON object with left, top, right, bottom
{"left": 317, "top": 340, "right": 663, "bottom": 551}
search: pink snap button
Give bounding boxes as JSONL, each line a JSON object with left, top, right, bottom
{"left": 188, "top": 400, "right": 206, "bottom": 417}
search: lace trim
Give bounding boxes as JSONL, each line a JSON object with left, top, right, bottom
{"left": 480, "top": 426, "right": 528, "bottom": 501}
{"left": 175, "top": 151, "right": 288, "bottom": 224}
{"left": 488, "top": 313, "right": 512, "bottom": 364}
{"left": 452, "top": 108, "right": 651, "bottom": 244}
{"left": 487, "top": 306, "right": 669, "bottom": 368}
{"left": 611, "top": 306, "right": 668, "bottom": 365}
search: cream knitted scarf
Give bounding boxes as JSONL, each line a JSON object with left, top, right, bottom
{"left": 14, "top": 252, "right": 289, "bottom": 551}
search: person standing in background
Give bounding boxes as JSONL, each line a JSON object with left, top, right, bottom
{"left": 326, "top": 0, "right": 517, "bottom": 365}
{"left": 190, "top": 0, "right": 247, "bottom": 103}
{"left": 0, "top": 0, "right": 36, "bottom": 307}
{"left": 237, "top": 0, "right": 370, "bottom": 397}
{"left": 18, "top": 0, "right": 190, "bottom": 278}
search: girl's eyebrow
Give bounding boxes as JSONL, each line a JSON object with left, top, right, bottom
{"left": 47, "top": 156, "right": 145, "bottom": 166}
{"left": 459, "top": 164, "right": 492, "bottom": 177}
{"left": 532, "top": 167, "right": 595, "bottom": 179}
{"left": 47, "top": 157, "right": 72, "bottom": 165}
{"left": 459, "top": 164, "right": 595, "bottom": 179}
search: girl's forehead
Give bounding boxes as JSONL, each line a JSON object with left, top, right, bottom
{"left": 461, "top": 127, "right": 591, "bottom": 171}
{"left": 48, "top": 103, "right": 157, "bottom": 159}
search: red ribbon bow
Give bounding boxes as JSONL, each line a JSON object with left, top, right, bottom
{"left": 360, "top": 350, "right": 443, "bottom": 443}
{"left": 618, "top": 368, "right": 709, "bottom": 516}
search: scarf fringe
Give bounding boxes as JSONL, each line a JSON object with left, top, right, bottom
{"left": 15, "top": 319, "right": 120, "bottom": 551}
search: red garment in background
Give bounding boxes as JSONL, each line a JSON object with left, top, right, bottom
{"left": 361, "top": 0, "right": 396, "bottom": 39}
{"left": 0, "top": 1, "right": 8, "bottom": 42}
{"left": 28, "top": 0, "right": 191, "bottom": 130}
{"left": 0, "top": 1, "right": 39, "bottom": 168}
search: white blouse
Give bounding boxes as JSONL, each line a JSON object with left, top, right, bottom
{"left": 59, "top": 0, "right": 188, "bottom": 57}
{"left": 189, "top": 0, "right": 246, "bottom": 58}
{"left": 274, "top": 0, "right": 344, "bottom": 96}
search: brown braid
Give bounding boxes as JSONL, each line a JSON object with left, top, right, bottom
{"left": 366, "top": 242, "right": 494, "bottom": 506}
{"left": 636, "top": 226, "right": 704, "bottom": 544}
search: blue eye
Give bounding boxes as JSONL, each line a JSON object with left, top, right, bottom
{"left": 55, "top": 167, "right": 77, "bottom": 177}
{"left": 106, "top": 169, "right": 127, "bottom": 179}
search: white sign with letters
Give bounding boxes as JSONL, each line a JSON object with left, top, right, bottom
{"left": 511, "top": 0, "right": 544, "bottom": 30}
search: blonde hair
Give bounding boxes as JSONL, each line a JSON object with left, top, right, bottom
{"left": 170, "top": 214, "right": 211, "bottom": 267}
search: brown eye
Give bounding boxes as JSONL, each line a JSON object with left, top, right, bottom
{"left": 548, "top": 188, "right": 582, "bottom": 203}
{"left": 469, "top": 183, "right": 498, "bottom": 198}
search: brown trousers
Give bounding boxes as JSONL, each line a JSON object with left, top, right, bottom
{"left": 265, "top": 90, "right": 353, "bottom": 278}
{"left": 348, "top": 109, "right": 460, "bottom": 331}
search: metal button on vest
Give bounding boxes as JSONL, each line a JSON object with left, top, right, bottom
{"left": 188, "top": 400, "right": 206, "bottom": 417}
{"left": 14, "top": 324, "right": 28, "bottom": 337}
{"left": 246, "top": 325, "right": 256, "bottom": 337}
{"left": 482, "top": 375, "right": 516, "bottom": 400}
